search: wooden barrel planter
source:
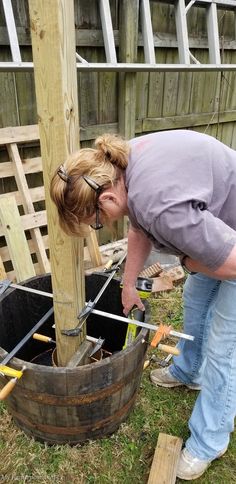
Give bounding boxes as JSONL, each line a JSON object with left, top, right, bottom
{"left": 0, "top": 274, "right": 149, "bottom": 444}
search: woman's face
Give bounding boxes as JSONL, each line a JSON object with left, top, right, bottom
{"left": 83, "top": 180, "right": 128, "bottom": 229}
{"left": 83, "top": 202, "right": 124, "bottom": 229}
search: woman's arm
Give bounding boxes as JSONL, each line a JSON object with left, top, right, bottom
{"left": 122, "top": 226, "right": 152, "bottom": 315}
{"left": 183, "top": 244, "right": 236, "bottom": 279}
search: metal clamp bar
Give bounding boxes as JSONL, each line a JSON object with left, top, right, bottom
{"left": 1, "top": 307, "right": 54, "bottom": 367}
{"left": 0, "top": 279, "right": 53, "bottom": 298}
{"left": 89, "top": 307, "right": 194, "bottom": 342}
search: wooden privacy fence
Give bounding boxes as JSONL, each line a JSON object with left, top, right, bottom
{"left": 1, "top": 1, "right": 236, "bottom": 145}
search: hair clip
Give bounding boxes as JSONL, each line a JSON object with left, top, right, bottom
{"left": 82, "top": 175, "right": 102, "bottom": 194}
{"left": 57, "top": 165, "right": 69, "bottom": 182}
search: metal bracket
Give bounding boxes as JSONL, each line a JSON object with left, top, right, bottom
{"left": 89, "top": 336, "right": 105, "bottom": 357}
{"left": 0, "top": 279, "right": 11, "bottom": 295}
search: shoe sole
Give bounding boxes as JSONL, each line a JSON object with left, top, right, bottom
{"left": 177, "top": 466, "right": 209, "bottom": 480}
{"left": 150, "top": 379, "right": 201, "bottom": 390}
{"left": 177, "top": 448, "right": 228, "bottom": 480}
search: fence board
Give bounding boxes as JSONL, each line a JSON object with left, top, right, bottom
{"left": 189, "top": 50, "right": 206, "bottom": 114}
{"left": 97, "top": 48, "right": 118, "bottom": 124}
{"left": 225, "top": 51, "right": 236, "bottom": 110}
{"left": 143, "top": 109, "right": 236, "bottom": 132}
{"left": 79, "top": 49, "right": 99, "bottom": 127}
{"left": 147, "top": 48, "right": 166, "bottom": 117}
{"left": 231, "top": 122, "right": 236, "bottom": 149}
{"left": 136, "top": 51, "right": 149, "bottom": 120}
{"left": 162, "top": 50, "right": 179, "bottom": 117}
{"left": 0, "top": 50, "right": 19, "bottom": 128}
{"left": 176, "top": 70, "right": 192, "bottom": 115}
{"left": 15, "top": 65, "right": 37, "bottom": 125}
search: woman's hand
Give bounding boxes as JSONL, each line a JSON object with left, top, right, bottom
{"left": 121, "top": 226, "right": 152, "bottom": 315}
{"left": 122, "top": 284, "right": 145, "bottom": 316}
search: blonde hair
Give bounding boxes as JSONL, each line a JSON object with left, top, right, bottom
{"left": 50, "top": 133, "right": 129, "bottom": 237}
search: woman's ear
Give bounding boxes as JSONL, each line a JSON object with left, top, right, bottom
{"left": 99, "top": 191, "right": 118, "bottom": 205}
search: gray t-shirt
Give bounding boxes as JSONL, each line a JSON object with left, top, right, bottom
{"left": 125, "top": 130, "right": 236, "bottom": 270}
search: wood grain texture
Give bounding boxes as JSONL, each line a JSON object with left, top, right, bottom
{"left": 0, "top": 195, "right": 35, "bottom": 281}
{"left": 85, "top": 229, "right": 102, "bottom": 267}
{"left": 0, "top": 254, "right": 6, "bottom": 279}
{"left": 118, "top": 0, "right": 139, "bottom": 139}
{"left": 29, "top": 0, "right": 85, "bottom": 365}
{"left": 148, "top": 433, "right": 183, "bottom": 484}
{"left": 7, "top": 142, "right": 50, "bottom": 273}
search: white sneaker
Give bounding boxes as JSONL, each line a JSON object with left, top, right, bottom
{"left": 150, "top": 367, "right": 201, "bottom": 390}
{"left": 177, "top": 447, "right": 228, "bottom": 480}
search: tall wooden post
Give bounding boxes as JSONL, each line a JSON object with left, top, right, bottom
{"left": 118, "top": 0, "right": 139, "bottom": 139}
{"left": 29, "top": 0, "right": 85, "bottom": 366}
{"left": 118, "top": 0, "right": 139, "bottom": 235}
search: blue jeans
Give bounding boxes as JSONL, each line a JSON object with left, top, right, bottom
{"left": 170, "top": 273, "right": 236, "bottom": 460}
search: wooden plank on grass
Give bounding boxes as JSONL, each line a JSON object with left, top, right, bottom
{"left": 0, "top": 196, "right": 35, "bottom": 282}
{"left": 148, "top": 433, "right": 183, "bottom": 484}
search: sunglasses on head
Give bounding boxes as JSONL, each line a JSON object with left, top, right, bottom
{"left": 82, "top": 175, "right": 103, "bottom": 230}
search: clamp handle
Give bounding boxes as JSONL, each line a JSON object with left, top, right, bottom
{"left": 0, "top": 365, "right": 26, "bottom": 400}
{"left": 158, "top": 344, "right": 180, "bottom": 356}
{"left": 103, "top": 259, "right": 113, "bottom": 271}
{"left": 33, "top": 333, "right": 55, "bottom": 343}
{"left": 0, "top": 377, "right": 17, "bottom": 400}
{"left": 0, "top": 365, "right": 23, "bottom": 379}
{"left": 150, "top": 323, "right": 172, "bottom": 348}
{"left": 143, "top": 359, "right": 151, "bottom": 370}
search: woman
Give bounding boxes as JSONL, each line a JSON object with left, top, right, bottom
{"left": 50, "top": 129, "right": 236, "bottom": 480}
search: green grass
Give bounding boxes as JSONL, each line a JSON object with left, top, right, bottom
{"left": 0, "top": 286, "right": 235, "bottom": 483}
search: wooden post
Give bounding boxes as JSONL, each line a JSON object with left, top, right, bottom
{"left": 86, "top": 230, "right": 102, "bottom": 267}
{"left": 118, "top": 0, "right": 139, "bottom": 235}
{"left": 118, "top": 0, "right": 139, "bottom": 139}
{"left": 29, "top": 0, "right": 85, "bottom": 365}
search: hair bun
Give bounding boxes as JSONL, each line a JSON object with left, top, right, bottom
{"left": 95, "top": 134, "right": 112, "bottom": 157}
{"left": 95, "top": 133, "right": 129, "bottom": 169}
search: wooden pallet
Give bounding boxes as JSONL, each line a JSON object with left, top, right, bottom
{"left": 0, "top": 125, "right": 103, "bottom": 282}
